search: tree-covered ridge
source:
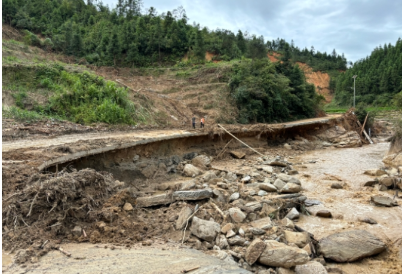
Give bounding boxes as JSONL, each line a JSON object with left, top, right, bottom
{"left": 333, "top": 38, "right": 402, "bottom": 107}
{"left": 3, "top": 0, "right": 347, "bottom": 70}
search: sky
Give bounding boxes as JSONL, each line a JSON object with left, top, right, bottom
{"left": 101, "top": 0, "right": 402, "bottom": 63}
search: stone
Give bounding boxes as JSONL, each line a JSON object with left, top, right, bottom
{"left": 364, "top": 169, "right": 387, "bottom": 176}
{"left": 245, "top": 201, "right": 263, "bottom": 211}
{"left": 363, "top": 180, "right": 378, "bottom": 187}
{"left": 359, "top": 217, "right": 377, "bottom": 224}
{"left": 206, "top": 250, "right": 235, "bottom": 264}
{"left": 277, "top": 174, "right": 301, "bottom": 185}
{"left": 229, "top": 208, "right": 247, "bottom": 223}
{"left": 284, "top": 143, "right": 292, "bottom": 150}
{"left": 245, "top": 238, "right": 267, "bottom": 265}
{"left": 191, "top": 155, "right": 212, "bottom": 168}
{"left": 288, "top": 170, "right": 299, "bottom": 175}
{"left": 371, "top": 195, "right": 398, "bottom": 207}
{"left": 122, "top": 203, "right": 133, "bottom": 211}
{"left": 217, "top": 182, "right": 228, "bottom": 189}
{"left": 229, "top": 192, "right": 240, "bottom": 202}
{"left": 226, "top": 230, "right": 236, "bottom": 238}
{"left": 250, "top": 217, "right": 273, "bottom": 230}
{"left": 331, "top": 183, "right": 343, "bottom": 189}
{"left": 183, "top": 152, "right": 198, "bottom": 160}
{"left": 379, "top": 176, "right": 394, "bottom": 187}
{"left": 215, "top": 234, "right": 229, "bottom": 249}
{"left": 249, "top": 228, "right": 266, "bottom": 235}
{"left": 175, "top": 206, "right": 193, "bottom": 230}
{"left": 378, "top": 184, "right": 388, "bottom": 191}
{"left": 280, "top": 183, "right": 302, "bottom": 193}
{"left": 183, "top": 164, "right": 202, "bottom": 177}
{"left": 316, "top": 210, "right": 332, "bottom": 218}
{"left": 241, "top": 175, "right": 251, "bottom": 183}
{"left": 318, "top": 230, "right": 386, "bottom": 262}
{"left": 190, "top": 217, "right": 220, "bottom": 242}
{"left": 230, "top": 151, "right": 246, "bottom": 159}
{"left": 268, "top": 161, "right": 287, "bottom": 167}
{"left": 304, "top": 199, "right": 321, "bottom": 207}
{"left": 284, "top": 231, "right": 310, "bottom": 248}
{"left": 221, "top": 223, "right": 234, "bottom": 234}
{"left": 180, "top": 180, "right": 196, "bottom": 190}
{"left": 72, "top": 226, "right": 82, "bottom": 236}
{"left": 202, "top": 171, "right": 218, "bottom": 182}
{"left": 238, "top": 228, "right": 245, "bottom": 237}
{"left": 228, "top": 236, "right": 246, "bottom": 246}
{"left": 281, "top": 218, "right": 294, "bottom": 229}
{"left": 225, "top": 172, "right": 238, "bottom": 181}
{"left": 295, "top": 261, "right": 328, "bottom": 274}
{"left": 277, "top": 268, "right": 295, "bottom": 274}
{"left": 274, "top": 179, "right": 286, "bottom": 190}
{"left": 302, "top": 244, "right": 312, "bottom": 256}
{"left": 136, "top": 194, "right": 174, "bottom": 207}
{"left": 259, "top": 183, "right": 277, "bottom": 192}
{"left": 258, "top": 240, "right": 309, "bottom": 268}
{"left": 258, "top": 190, "right": 268, "bottom": 196}
{"left": 285, "top": 208, "right": 299, "bottom": 220}
{"left": 262, "top": 166, "right": 273, "bottom": 174}
{"left": 382, "top": 153, "right": 402, "bottom": 167}
{"left": 173, "top": 189, "right": 213, "bottom": 201}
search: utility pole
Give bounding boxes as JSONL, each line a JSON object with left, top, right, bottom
{"left": 352, "top": 75, "right": 357, "bottom": 108}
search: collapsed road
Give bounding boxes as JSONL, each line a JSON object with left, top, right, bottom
{"left": 2, "top": 112, "right": 401, "bottom": 274}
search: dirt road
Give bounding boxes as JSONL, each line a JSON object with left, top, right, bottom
{"left": 3, "top": 243, "right": 251, "bottom": 274}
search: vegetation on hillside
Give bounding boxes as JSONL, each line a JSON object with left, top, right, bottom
{"left": 3, "top": 0, "right": 347, "bottom": 71}
{"left": 228, "top": 59, "right": 323, "bottom": 124}
{"left": 333, "top": 38, "right": 402, "bottom": 107}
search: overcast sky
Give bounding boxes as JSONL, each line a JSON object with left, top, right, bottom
{"left": 101, "top": 0, "right": 402, "bottom": 63}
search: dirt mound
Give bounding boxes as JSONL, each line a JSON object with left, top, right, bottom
{"left": 2, "top": 25, "right": 23, "bottom": 41}
{"left": 296, "top": 62, "right": 332, "bottom": 103}
{"left": 267, "top": 52, "right": 281, "bottom": 63}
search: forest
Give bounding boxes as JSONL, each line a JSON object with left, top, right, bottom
{"left": 3, "top": 0, "right": 347, "bottom": 70}
{"left": 333, "top": 38, "right": 402, "bottom": 107}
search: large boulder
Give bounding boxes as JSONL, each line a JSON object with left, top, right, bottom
{"left": 258, "top": 240, "right": 309, "bottom": 268}
{"left": 173, "top": 189, "right": 213, "bottom": 201}
{"left": 190, "top": 217, "right": 220, "bottom": 242}
{"left": 295, "top": 261, "right": 328, "bottom": 274}
{"left": 183, "top": 164, "right": 202, "bottom": 177}
{"left": 229, "top": 208, "right": 246, "bottom": 223}
{"left": 383, "top": 152, "right": 402, "bottom": 167}
{"left": 371, "top": 195, "right": 398, "bottom": 207}
{"left": 284, "top": 231, "right": 310, "bottom": 248}
{"left": 333, "top": 131, "right": 362, "bottom": 148}
{"left": 317, "top": 230, "right": 386, "bottom": 262}
{"left": 245, "top": 238, "right": 266, "bottom": 265}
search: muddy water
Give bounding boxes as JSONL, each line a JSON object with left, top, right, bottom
{"left": 294, "top": 142, "right": 402, "bottom": 273}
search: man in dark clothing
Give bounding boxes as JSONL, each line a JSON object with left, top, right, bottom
{"left": 192, "top": 116, "right": 196, "bottom": 129}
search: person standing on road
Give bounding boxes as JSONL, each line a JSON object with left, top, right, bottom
{"left": 201, "top": 117, "right": 205, "bottom": 128}
{"left": 192, "top": 116, "right": 196, "bottom": 129}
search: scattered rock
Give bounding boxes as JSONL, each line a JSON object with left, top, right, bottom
{"left": 190, "top": 217, "right": 220, "bottom": 242}
{"left": 241, "top": 176, "right": 251, "bottom": 183}
{"left": 258, "top": 190, "right": 268, "bottom": 196}
{"left": 245, "top": 238, "right": 267, "bottom": 265}
{"left": 273, "top": 179, "right": 286, "bottom": 190}
{"left": 379, "top": 176, "right": 395, "bottom": 187}
{"left": 229, "top": 208, "right": 247, "bottom": 223}
{"left": 229, "top": 192, "right": 240, "bottom": 202}
{"left": 191, "top": 155, "right": 212, "bottom": 168}
{"left": 268, "top": 161, "right": 288, "bottom": 167}
{"left": 280, "top": 183, "right": 302, "bottom": 193}
{"left": 316, "top": 210, "right": 332, "bottom": 218}
{"left": 175, "top": 206, "right": 193, "bottom": 230}
{"left": 277, "top": 268, "right": 295, "bottom": 274}
{"left": 285, "top": 207, "right": 299, "bottom": 220}
{"left": 228, "top": 236, "right": 246, "bottom": 246}
{"left": 262, "top": 166, "right": 273, "bottom": 173}
{"left": 122, "top": 203, "right": 133, "bottom": 211}
{"left": 226, "top": 229, "right": 236, "bottom": 238}
{"left": 281, "top": 218, "right": 294, "bottom": 229}
{"left": 215, "top": 234, "right": 229, "bottom": 250}
{"left": 183, "top": 164, "right": 202, "bottom": 177}
{"left": 259, "top": 183, "right": 277, "bottom": 192}
{"left": 331, "top": 183, "right": 343, "bottom": 189}
{"left": 288, "top": 170, "right": 299, "bottom": 175}
{"left": 302, "top": 244, "right": 312, "bottom": 256}
{"left": 258, "top": 240, "right": 309, "bottom": 268}
{"left": 359, "top": 217, "right": 377, "bottom": 225}
{"left": 277, "top": 174, "right": 301, "bottom": 185}
{"left": 221, "top": 223, "right": 234, "bottom": 234}
{"left": 72, "top": 226, "right": 82, "bottom": 236}
{"left": 363, "top": 180, "right": 378, "bottom": 187}
{"left": 304, "top": 199, "right": 321, "bottom": 207}
{"left": 173, "top": 189, "right": 213, "bottom": 201}
{"left": 318, "top": 230, "right": 386, "bottom": 262}
{"left": 245, "top": 201, "right": 263, "bottom": 211}
{"left": 202, "top": 171, "right": 218, "bottom": 182}
{"left": 284, "top": 231, "right": 310, "bottom": 248}
{"left": 284, "top": 143, "right": 292, "bottom": 150}
{"left": 364, "top": 169, "right": 387, "bottom": 176}
{"left": 136, "top": 194, "right": 174, "bottom": 207}
{"left": 180, "top": 180, "right": 196, "bottom": 190}
{"left": 371, "top": 195, "right": 398, "bottom": 207}
{"left": 249, "top": 227, "right": 266, "bottom": 235}
{"left": 230, "top": 151, "right": 246, "bottom": 159}
{"left": 295, "top": 261, "right": 328, "bottom": 274}
{"left": 225, "top": 172, "right": 238, "bottom": 181}
{"left": 250, "top": 217, "right": 273, "bottom": 230}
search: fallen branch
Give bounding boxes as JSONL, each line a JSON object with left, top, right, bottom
{"left": 182, "top": 205, "right": 201, "bottom": 244}
{"left": 214, "top": 139, "right": 233, "bottom": 161}
{"left": 209, "top": 199, "right": 225, "bottom": 219}
{"left": 217, "top": 124, "right": 265, "bottom": 157}
{"left": 27, "top": 192, "right": 39, "bottom": 217}
{"left": 181, "top": 266, "right": 200, "bottom": 273}
{"left": 40, "top": 240, "right": 49, "bottom": 249}
{"left": 58, "top": 247, "right": 71, "bottom": 257}
{"left": 360, "top": 113, "right": 369, "bottom": 136}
